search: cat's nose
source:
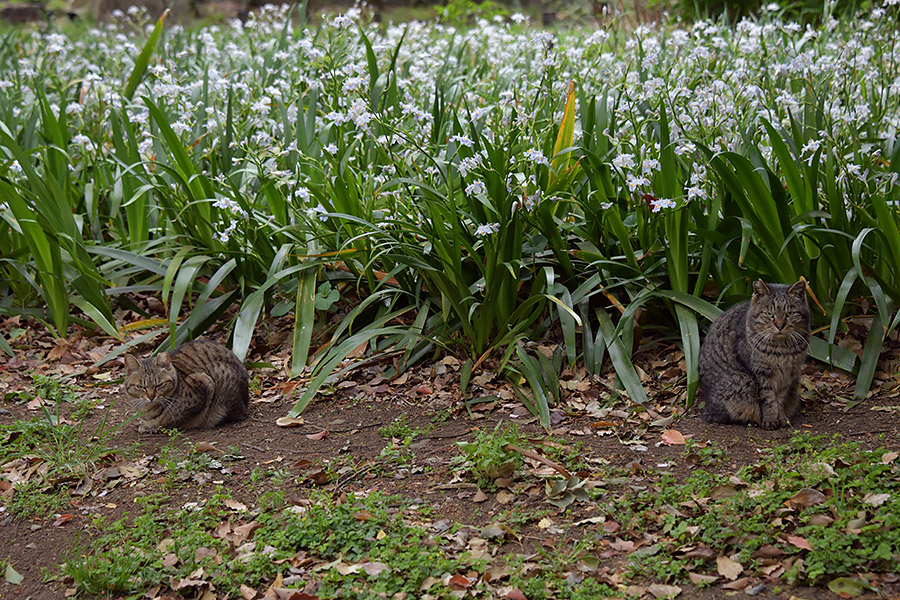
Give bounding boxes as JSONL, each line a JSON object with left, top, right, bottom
{"left": 147, "top": 389, "right": 155, "bottom": 400}
{"left": 774, "top": 320, "right": 786, "bottom": 331}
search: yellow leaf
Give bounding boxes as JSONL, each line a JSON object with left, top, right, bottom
{"left": 550, "top": 80, "right": 577, "bottom": 183}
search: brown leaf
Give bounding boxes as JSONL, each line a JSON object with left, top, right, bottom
{"left": 496, "top": 489, "right": 514, "bottom": 504}
{"left": 225, "top": 499, "right": 248, "bottom": 512}
{"left": 448, "top": 574, "right": 473, "bottom": 590}
{"left": 275, "top": 417, "right": 306, "bottom": 428}
{"left": 788, "top": 487, "right": 826, "bottom": 507}
{"left": 709, "top": 484, "right": 737, "bottom": 499}
{"left": 360, "top": 562, "right": 390, "bottom": 576}
{"left": 306, "top": 430, "right": 328, "bottom": 441}
{"left": 240, "top": 583, "right": 258, "bottom": 600}
{"left": 751, "top": 544, "right": 784, "bottom": 559}
{"left": 648, "top": 583, "right": 682, "bottom": 598}
{"left": 195, "top": 441, "right": 217, "bottom": 453}
{"left": 53, "top": 514, "right": 75, "bottom": 527}
{"left": 863, "top": 492, "right": 891, "bottom": 507}
{"left": 722, "top": 577, "right": 751, "bottom": 590}
{"left": 787, "top": 535, "right": 812, "bottom": 551}
{"left": 688, "top": 573, "right": 718, "bottom": 584}
{"left": 355, "top": 510, "right": 375, "bottom": 521}
{"left": 502, "top": 589, "right": 527, "bottom": 600}
{"left": 660, "top": 429, "right": 686, "bottom": 445}
{"left": 882, "top": 451, "right": 899, "bottom": 464}
{"left": 716, "top": 555, "right": 744, "bottom": 581}
{"left": 472, "top": 489, "right": 488, "bottom": 503}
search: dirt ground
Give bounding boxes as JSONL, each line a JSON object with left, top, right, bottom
{"left": 1, "top": 318, "right": 899, "bottom": 600}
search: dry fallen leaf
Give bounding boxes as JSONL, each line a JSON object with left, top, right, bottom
{"left": 787, "top": 535, "right": 812, "bottom": 551}
{"left": 881, "top": 451, "right": 899, "bottom": 464}
{"left": 306, "top": 430, "right": 328, "bottom": 441}
{"left": 648, "top": 583, "right": 682, "bottom": 599}
{"left": 275, "top": 416, "right": 306, "bottom": 428}
{"left": 660, "top": 429, "right": 686, "bottom": 445}
{"left": 688, "top": 573, "right": 718, "bottom": 585}
{"left": 195, "top": 441, "right": 218, "bottom": 453}
{"left": 863, "top": 492, "right": 891, "bottom": 507}
{"left": 788, "top": 487, "right": 826, "bottom": 507}
{"left": 722, "top": 577, "right": 751, "bottom": 590}
{"left": 716, "top": 555, "right": 744, "bottom": 581}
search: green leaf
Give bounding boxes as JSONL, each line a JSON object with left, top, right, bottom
{"left": 291, "top": 267, "right": 318, "bottom": 377}
{"left": 595, "top": 307, "right": 648, "bottom": 407}
{"left": 123, "top": 9, "right": 170, "bottom": 100}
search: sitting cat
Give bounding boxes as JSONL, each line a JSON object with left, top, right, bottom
{"left": 699, "top": 279, "right": 810, "bottom": 429}
{"left": 123, "top": 340, "right": 249, "bottom": 431}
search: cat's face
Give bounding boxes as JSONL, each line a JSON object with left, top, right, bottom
{"left": 123, "top": 353, "right": 177, "bottom": 404}
{"left": 747, "top": 279, "right": 810, "bottom": 346}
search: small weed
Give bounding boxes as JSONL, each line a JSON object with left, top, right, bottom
{"left": 0, "top": 404, "right": 125, "bottom": 518}
{"left": 452, "top": 423, "right": 525, "bottom": 491}
{"left": 5, "top": 480, "right": 69, "bottom": 518}
{"left": 683, "top": 438, "right": 726, "bottom": 467}
{"left": 378, "top": 415, "right": 422, "bottom": 441}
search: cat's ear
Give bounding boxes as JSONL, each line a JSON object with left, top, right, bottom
{"left": 123, "top": 354, "right": 141, "bottom": 373}
{"left": 154, "top": 352, "right": 172, "bottom": 368}
{"left": 788, "top": 280, "right": 807, "bottom": 297}
{"left": 752, "top": 279, "right": 772, "bottom": 297}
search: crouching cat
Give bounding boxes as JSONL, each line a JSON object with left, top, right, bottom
{"left": 123, "top": 340, "right": 249, "bottom": 431}
{"left": 699, "top": 280, "right": 810, "bottom": 429}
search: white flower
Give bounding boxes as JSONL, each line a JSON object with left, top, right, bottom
{"left": 331, "top": 14, "right": 354, "bottom": 29}
{"left": 475, "top": 222, "right": 500, "bottom": 237}
{"left": 324, "top": 143, "right": 338, "bottom": 155}
{"left": 450, "top": 134, "right": 474, "bottom": 148}
{"left": 650, "top": 198, "right": 676, "bottom": 213}
{"left": 71, "top": 134, "right": 95, "bottom": 152}
{"left": 626, "top": 174, "right": 650, "bottom": 191}
{"left": 524, "top": 148, "right": 549, "bottom": 166}
{"left": 686, "top": 186, "right": 707, "bottom": 201}
{"left": 612, "top": 153, "right": 636, "bottom": 170}
{"left": 325, "top": 111, "right": 346, "bottom": 125}
{"left": 600, "top": 202, "right": 613, "bottom": 210}
{"left": 457, "top": 156, "right": 481, "bottom": 177}
{"left": 171, "top": 120, "right": 190, "bottom": 135}
{"left": 307, "top": 205, "right": 328, "bottom": 221}
{"left": 674, "top": 141, "right": 696, "bottom": 156}
{"left": 294, "top": 187, "right": 310, "bottom": 202}
{"left": 465, "top": 181, "right": 486, "bottom": 195}
{"left": 347, "top": 98, "right": 374, "bottom": 129}
{"left": 65, "top": 102, "right": 83, "bottom": 115}
{"left": 642, "top": 158, "right": 661, "bottom": 174}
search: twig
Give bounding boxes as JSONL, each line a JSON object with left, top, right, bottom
{"left": 503, "top": 444, "right": 572, "bottom": 479}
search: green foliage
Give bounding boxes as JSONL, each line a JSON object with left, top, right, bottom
{"left": 438, "top": 0, "right": 510, "bottom": 26}
{"left": 610, "top": 434, "right": 900, "bottom": 585}
{"left": 64, "top": 490, "right": 483, "bottom": 599}
{"left": 454, "top": 423, "right": 525, "bottom": 491}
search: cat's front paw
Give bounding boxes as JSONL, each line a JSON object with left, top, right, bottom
{"left": 760, "top": 412, "right": 787, "bottom": 430}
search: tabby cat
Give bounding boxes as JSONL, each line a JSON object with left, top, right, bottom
{"left": 699, "top": 280, "right": 810, "bottom": 429}
{"left": 123, "top": 340, "right": 249, "bottom": 431}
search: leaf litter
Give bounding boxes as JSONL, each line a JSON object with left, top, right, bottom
{"left": 0, "top": 317, "right": 899, "bottom": 597}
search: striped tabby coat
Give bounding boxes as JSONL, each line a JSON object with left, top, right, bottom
{"left": 123, "top": 340, "right": 249, "bottom": 430}
{"left": 699, "top": 280, "right": 810, "bottom": 429}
